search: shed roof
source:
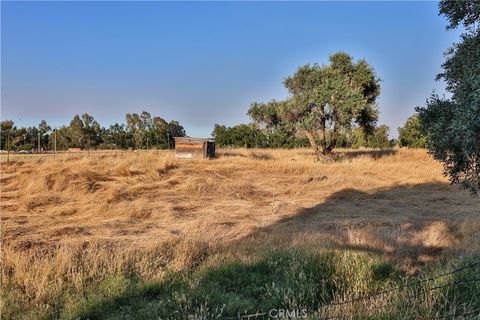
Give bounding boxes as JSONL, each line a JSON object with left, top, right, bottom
{"left": 174, "top": 137, "right": 215, "bottom": 143}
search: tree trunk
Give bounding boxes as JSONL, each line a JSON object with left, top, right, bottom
{"left": 326, "top": 116, "right": 339, "bottom": 154}
{"left": 318, "top": 111, "right": 327, "bottom": 156}
{"left": 304, "top": 131, "right": 323, "bottom": 161}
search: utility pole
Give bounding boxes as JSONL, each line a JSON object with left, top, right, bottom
{"left": 37, "top": 132, "right": 41, "bottom": 153}
{"left": 53, "top": 129, "right": 57, "bottom": 156}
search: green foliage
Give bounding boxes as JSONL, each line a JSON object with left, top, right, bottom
{"left": 125, "top": 112, "right": 186, "bottom": 150}
{"left": 167, "top": 120, "right": 186, "bottom": 141}
{"left": 125, "top": 112, "right": 148, "bottom": 150}
{"left": 398, "top": 115, "right": 428, "bottom": 148}
{"left": 212, "top": 123, "right": 267, "bottom": 148}
{"left": 439, "top": 0, "right": 480, "bottom": 30}
{"left": 246, "top": 100, "right": 310, "bottom": 148}
{"left": 213, "top": 121, "right": 393, "bottom": 150}
{"left": 346, "top": 125, "right": 394, "bottom": 149}
{"left": 417, "top": 1, "right": 480, "bottom": 194}
{"left": 16, "top": 143, "right": 34, "bottom": 151}
{"left": 0, "top": 120, "right": 15, "bottom": 150}
{"left": 101, "top": 123, "right": 131, "bottom": 149}
{"left": 1, "top": 120, "right": 53, "bottom": 151}
{"left": 68, "top": 114, "right": 101, "bottom": 149}
{"left": 368, "top": 125, "right": 394, "bottom": 149}
{"left": 0, "top": 112, "right": 186, "bottom": 151}
{"left": 248, "top": 100, "right": 285, "bottom": 128}
{"left": 52, "top": 126, "right": 73, "bottom": 150}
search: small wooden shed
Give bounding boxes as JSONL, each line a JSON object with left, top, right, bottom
{"left": 174, "top": 137, "right": 215, "bottom": 159}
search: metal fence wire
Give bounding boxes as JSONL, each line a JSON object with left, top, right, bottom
{"left": 216, "top": 260, "right": 480, "bottom": 320}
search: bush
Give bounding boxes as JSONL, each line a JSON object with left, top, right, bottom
{"left": 16, "top": 143, "right": 34, "bottom": 151}
{"left": 398, "top": 115, "right": 428, "bottom": 148}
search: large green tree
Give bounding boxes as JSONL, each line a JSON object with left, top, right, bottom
{"left": 417, "top": 1, "right": 480, "bottom": 194}
{"left": 38, "top": 120, "right": 51, "bottom": 150}
{"left": 126, "top": 112, "right": 147, "bottom": 150}
{"left": 250, "top": 52, "right": 381, "bottom": 160}
{"left": 69, "top": 115, "right": 86, "bottom": 148}
{"left": 167, "top": 120, "right": 186, "bottom": 143}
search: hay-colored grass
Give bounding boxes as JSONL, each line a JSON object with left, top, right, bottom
{"left": 1, "top": 148, "right": 479, "bottom": 319}
{"left": 2, "top": 148, "right": 478, "bottom": 254}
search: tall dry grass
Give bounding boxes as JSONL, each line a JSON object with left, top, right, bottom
{"left": 2, "top": 148, "right": 479, "bottom": 262}
{"left": 1, "top": 148, "right": 479, "bottom": 318}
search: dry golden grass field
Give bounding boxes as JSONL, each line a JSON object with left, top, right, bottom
{"left": 1, "top": 148, "right": 480, "bottom": 319}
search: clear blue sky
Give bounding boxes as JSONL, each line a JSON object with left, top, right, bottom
{"left": 1, "top": 1, "right": 463, "bottom": 138}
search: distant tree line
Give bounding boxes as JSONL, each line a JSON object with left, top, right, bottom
{"left": 1, "top": 110, "right": 428, "bottom": 154}
{"left": 212, "top": 122, "right": 396, "bottom": 149}
{"left": 212, "top": 112, "right": 429, "bottom": 151}
{"left": 0, "top": 111, "right": 185, "bottom": 151}
{"left": 213, "top": 112, "right": 430, "bottom": 150}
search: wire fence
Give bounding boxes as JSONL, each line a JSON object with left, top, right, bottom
{"left": 316, "top": 261, "right": 480, "bottom": 308}
{"left": 216, "top": 260, "right": 480, "bottom": 320}
{"left": 418, "top": 308, "right": 480, "bottom": 319}
{"left": 0, "top": 148, "right": 174, "bottom": 163}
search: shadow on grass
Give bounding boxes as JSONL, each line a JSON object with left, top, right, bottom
{"left": 216, "top": 150, "right": 248, "bottom": 158}
{"left": 337, "top": 148, "right": 397, "bottom": 159}
{"left": 296, "top": 148, "right": 397, "bottom": 159}
{"left": 70, "top": 182, "right": 479, "bottom": 320}
{"left": 249, "top": 182, "right": 479, "bottom": 268}
{"left": 72, "top": 249, "right": 337, "bottom": 320}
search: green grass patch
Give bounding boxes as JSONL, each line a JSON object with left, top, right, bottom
{"left": 3, "top": 248, "right": 480, "bottom": 319}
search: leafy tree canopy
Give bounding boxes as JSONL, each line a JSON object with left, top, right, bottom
{"left": 417, "top": 0, "right": 480, "bottom": 194}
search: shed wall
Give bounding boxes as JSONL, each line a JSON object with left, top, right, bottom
{"left": 174, "top": 138, "right": 215, "bottom": 159}
{"left": 175, "top": 140, "right": 205, "bottom": 159}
